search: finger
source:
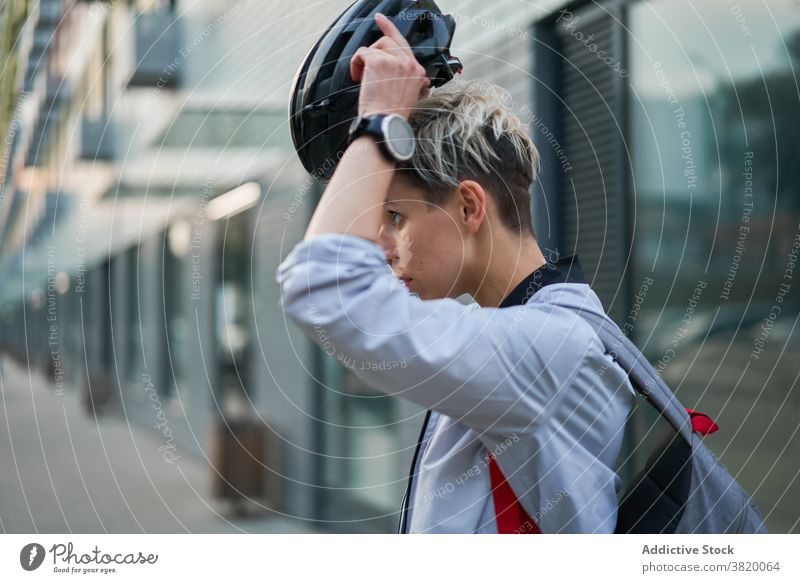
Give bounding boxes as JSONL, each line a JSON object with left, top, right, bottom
{"left": 369, "top": 35, "right": 406, "bottom": 57}
{"left": 375, "top": 13, "right": 414, "bottom": 59}
{"left": 350, "top": 46, "right": 379, "bottom": 82}
{"left": 350, "top": 49, "right": 363, "bottom": 82}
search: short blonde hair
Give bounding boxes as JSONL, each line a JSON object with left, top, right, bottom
{"left": 396, "top": 78, "right": 539, "bottom": 236}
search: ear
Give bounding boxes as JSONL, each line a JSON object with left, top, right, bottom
{"left": 456, "top": 179, "right": 487, "bottom": 234}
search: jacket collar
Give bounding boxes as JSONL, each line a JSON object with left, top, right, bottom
{"left": 498, "top": 254, "right": 587, "bottom": 308}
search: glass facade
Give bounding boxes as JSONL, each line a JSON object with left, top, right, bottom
{"left": 318, "top": 354, "right": 416, "bottom": 532}
{"left": 164, "top": 227, "right": 186, "bottom": 398}
{"left": 629, "top": 0, "right": 800, "bottom": 532}
{"left": 125, "top": 245, "right": 145, "bottom": 386}
{"left": 216, "top": 211, "right": 254, "bottom": 410}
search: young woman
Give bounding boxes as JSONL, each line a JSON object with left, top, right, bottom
{"left": 277, "top": 13, "right": 635, "bottom": 533}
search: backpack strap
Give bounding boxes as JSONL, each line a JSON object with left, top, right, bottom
{"left": 487, "top": 451, "right": 541, "bottom": 534}
{"left": 570, "top": 307, "right": 694, "bottom": 444}
{"left": 487, "top": 306, "right": 719, "bottom": 534}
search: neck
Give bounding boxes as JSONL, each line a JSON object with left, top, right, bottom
{"left": 470, "top": 232, "right": 547, "bottom": 308}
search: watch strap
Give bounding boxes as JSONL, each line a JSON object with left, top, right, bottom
{"left": 350, "top": 114, "right": 387, "bottom": 143}
{"left": 348, "top": 114, "right": 395, "bottom": 162}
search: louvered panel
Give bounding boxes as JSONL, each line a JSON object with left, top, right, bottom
{"left": 561, "top": 134, "right": 618, "bottom": 161}
{"left": 555, "top": 3, "right": 627, "bottom": 324}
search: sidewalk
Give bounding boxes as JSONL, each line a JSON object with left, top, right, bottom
{"left": 0, "top": 356, "right": 324, "bottom": 534}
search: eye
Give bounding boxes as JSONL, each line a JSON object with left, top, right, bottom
{"left": 387, "top": 210, "right": 402, "bottom": 225}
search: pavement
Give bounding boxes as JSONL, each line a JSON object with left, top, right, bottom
{"left": 2, "top": 340, "right": 796, "bottom": 534}
{"left": 0, "top": 356, "right": 324, "bottom": 534}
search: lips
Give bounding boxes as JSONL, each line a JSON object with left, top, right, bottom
{"left": 399, "top": 277, "right": 413, "bottom": 289}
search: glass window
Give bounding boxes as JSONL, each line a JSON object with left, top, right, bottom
{"left": 155, "top": 109, "right": 293, "bottom": 149}
{"left": 318, "top": 356, "right": 409, "bottom": 531}
{"left": 126, "top": 245, "right": 145, "bottom": 385}
{"left": 163, "top": 229, "right": 186, "bottom": 398}
{"left": 214, "top": 211, "right": 253, "bottom": 407}
{"left": 629, "top": 0, "right": 800, "bottom": 533}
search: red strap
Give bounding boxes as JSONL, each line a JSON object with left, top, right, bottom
{"left": 685, "top": 407, "right": 719, "bottom": 435}
{"left": 487, "top": 408, "right": 717, "bottom": 534}
{"left": 487, "top": 451, "right": 541, "bottom": 534}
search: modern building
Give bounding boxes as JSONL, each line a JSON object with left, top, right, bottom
{"left": 1, "top": 0, "right": 797, "bottom": 533}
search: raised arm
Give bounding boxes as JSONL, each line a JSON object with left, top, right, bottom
{"left": 303, "top": 12, "right": 430, "bottom": 243}
{"left": 276, "top": 232, "right": 595, "bottom": 436}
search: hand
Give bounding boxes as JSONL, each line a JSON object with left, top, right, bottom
{"left": 349, "top": 12, "right": 432, "bottom": 119}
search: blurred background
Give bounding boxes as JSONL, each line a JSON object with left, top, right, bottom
{"left": 0, "top": 0, "right": 798, "bottom": 533}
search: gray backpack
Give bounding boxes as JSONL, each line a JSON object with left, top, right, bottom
{"left": 572, "top": 307, "right": 768, "bottom": 533}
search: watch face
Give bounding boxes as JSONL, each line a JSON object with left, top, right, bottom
{"left": 384, "top": 115, "right": 416, "bottom": 160}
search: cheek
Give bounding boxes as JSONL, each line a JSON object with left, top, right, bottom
{"left": 404, "top": 213, "right": 464, "bottom": 276}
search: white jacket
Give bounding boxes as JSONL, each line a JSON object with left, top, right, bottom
{"left": 276, "top": 233, "right": 636, "bottom": 533}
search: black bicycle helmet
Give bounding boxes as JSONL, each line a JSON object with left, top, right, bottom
{"left": 289, "top": 0, "right": 463, "bottom": 181}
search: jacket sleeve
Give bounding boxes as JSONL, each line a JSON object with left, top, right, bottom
{"left": 275, "top": 233, "right": 594, "bottom": 435}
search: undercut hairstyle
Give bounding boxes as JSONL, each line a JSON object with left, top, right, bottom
{"left": 395, "top": 78, "right": 539, "bottom": 237}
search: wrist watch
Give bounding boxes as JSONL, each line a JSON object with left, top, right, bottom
{"left": 346, "top": 113, "right": 416, "bottom": 163}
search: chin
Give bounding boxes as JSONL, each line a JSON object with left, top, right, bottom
{"left": 418, "top": 289, "right": 445, "bottom": 301}
{"left": 411, "top": 287, "right": 428, "bottom": 300}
